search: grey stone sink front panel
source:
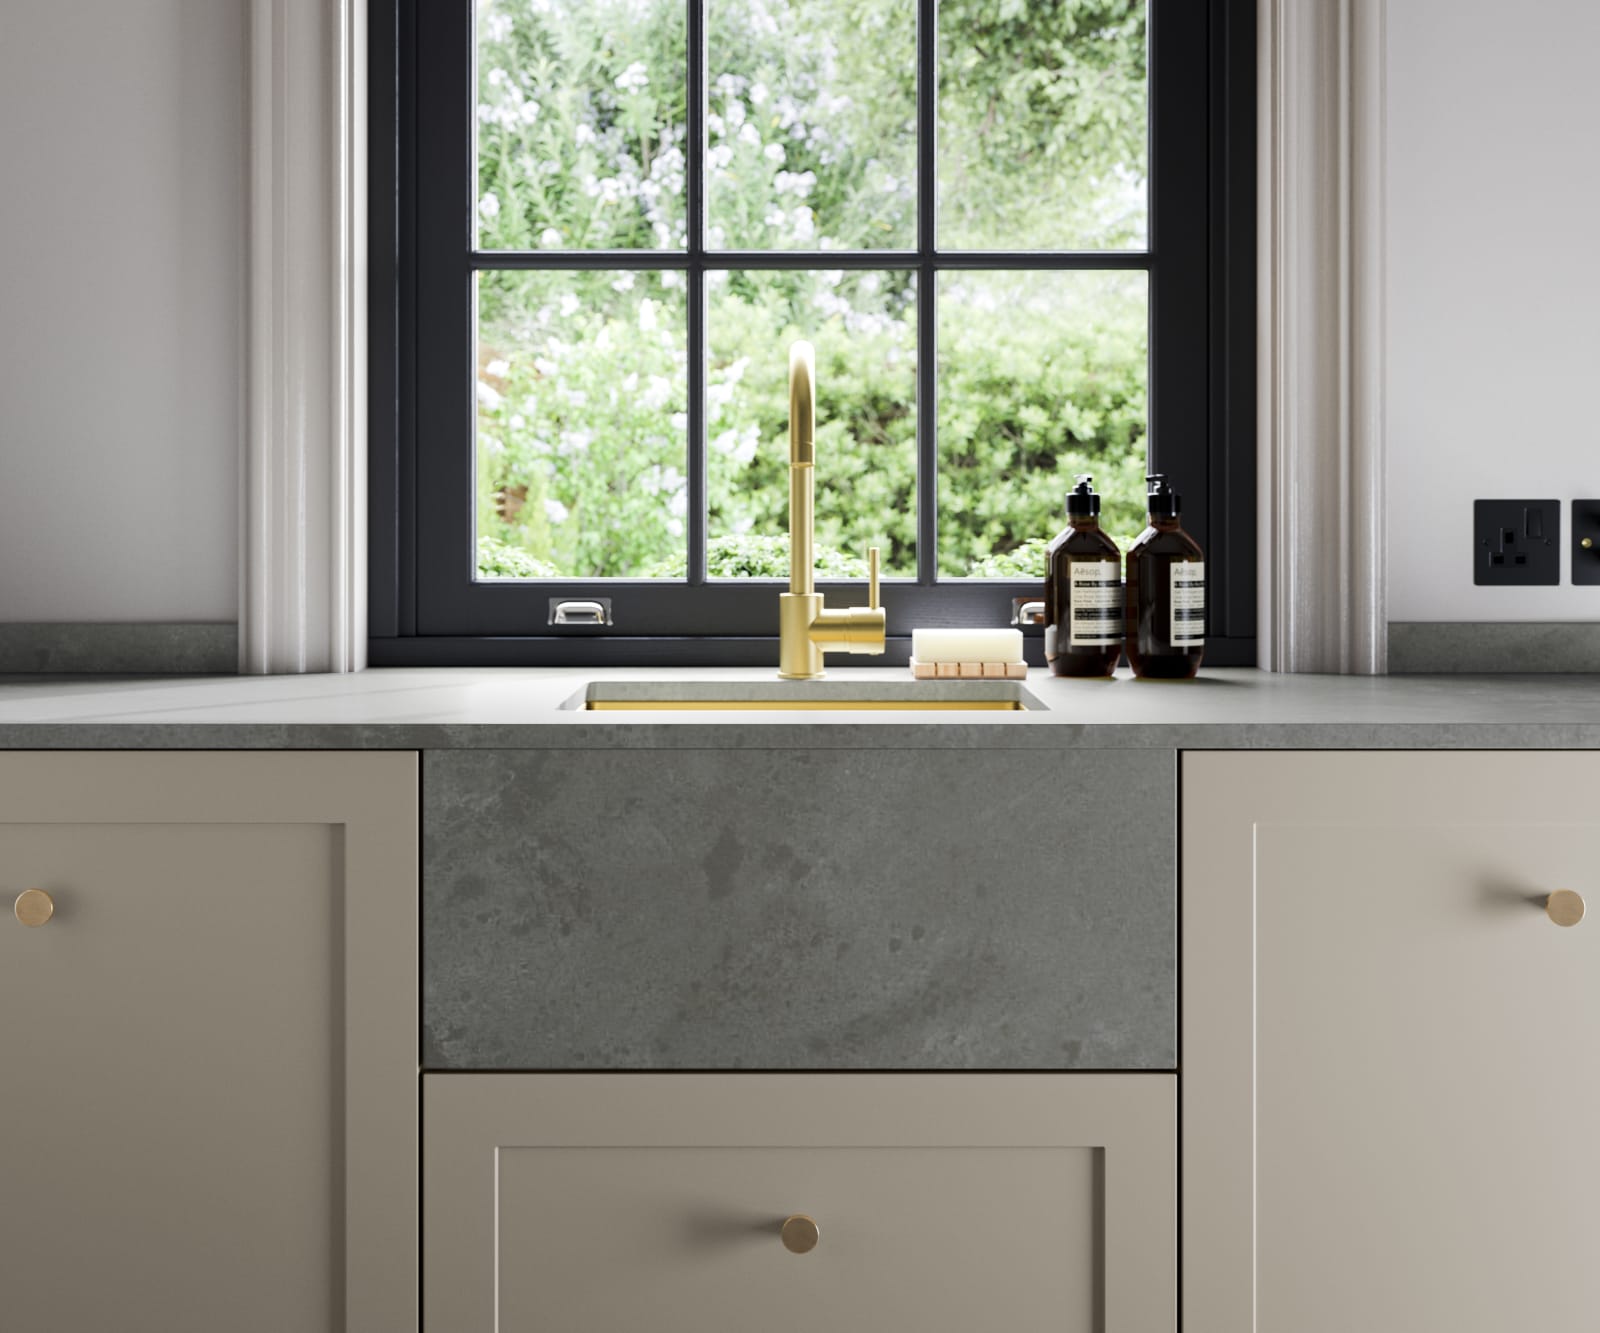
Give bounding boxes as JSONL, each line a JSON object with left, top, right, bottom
{"left": 423, "top": 747, "right": 1175, "bottom": 1070}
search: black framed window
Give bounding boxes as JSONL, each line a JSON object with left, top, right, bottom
{"left": 369, "top": 0, "right": 1254, "bottom": 666}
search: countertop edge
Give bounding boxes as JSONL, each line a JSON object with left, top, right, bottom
{"left": 2, "top": 721, "right": 1599, "bottom": 750}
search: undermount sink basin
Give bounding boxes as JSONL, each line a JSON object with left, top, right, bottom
{"left": 572, "top": 680, "right": 1042, "bottom": 712}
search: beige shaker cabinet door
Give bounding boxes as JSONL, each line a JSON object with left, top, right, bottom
{"left": 0, "top": 752, "right": 417, "bottom": 1333}
{"left": 1184, "top": 751, "right": 1600, "bottom": 1333}
{"left": 425, "top": 1073, "right": 1176, "bottom": 1332}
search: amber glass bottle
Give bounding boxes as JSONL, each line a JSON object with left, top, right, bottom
{"left": 1125, "top": 474, "right": 1204, "bottom": 680}
{"left": 1044, "top": 475, "right": 1122, "bottom": 678}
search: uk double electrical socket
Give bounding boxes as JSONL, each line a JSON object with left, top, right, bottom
{"left": 1473, "top": 500, "right": 1559, "bottom": 586}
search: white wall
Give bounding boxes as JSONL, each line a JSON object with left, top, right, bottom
{"left": 1387, "top": 0, "right": 1600, "bottom": 621}
{"left": 0, "top": 0, "right": 244, "bottom": 623}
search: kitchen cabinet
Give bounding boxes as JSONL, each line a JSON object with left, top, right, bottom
{"left": 1183, "top": 751, "right": 1600, "bottom": 1332}
{"left": 0, "top": 752, "right": 417, "bottom": 1333}
{"left": 423, "top": 746, "right": 1175, "bottom": 1069}
{"left": 424, "top": 1072, "right": 1175, "bottom": 1332}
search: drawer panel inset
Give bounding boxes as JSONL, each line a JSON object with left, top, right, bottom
{"left": 424, "top": 1073, "right": 1176, "bottom": 1332}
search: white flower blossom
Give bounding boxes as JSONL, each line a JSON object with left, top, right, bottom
{"left": 476, "top": 381, "right": 503, "bottom": 408}
{"left": 669, "top": 412, "right": 689, "bottom": 434}
{"left": 611, "top": 272, "right": 636, "bottom": 293}
{"left": 763, "top": 142, "right": 785, "bottom": 164}
{"left": 749, "top": 81, "right": 769, "bottom": 106}
{"left": 485, "top": 359, "right": 509, "bottom": 378}
{"left": 540, "top": 227, "right": 563, "bottom": 247}
{"left": 637, "top": 298, "right": 658, "bottom": 333}
{"left": 708, "top": 144, "right": 734, "bottom": 171}
{"left": 483, "top": 13, "right": 512, "bottom": 43}
{"left": 543, "top": 498, "right": 569, "bottom": 524}
{"left": 509, "top": 413, "right": 525, "bottom": 430}
{"left": 792, "top": 207, "right": 815, "bottom": 241}
{"left": 519, "top": 101, "right": 540, "bottom": 124}
{"left": 478, "top": 192, "right": 500, "bottom": 219}
{"left": 774, "top": 169, "right": 816, "bottom": 197}
{"left": 707, "top": 112, "right": 724, "bottom": 137}
{"left": 534, "top": 356, "right": 558, "bottom": 376}
{"left": 574, "top": 123, "right": 596, "bottom": 146}
{"left": 738, "top": 122, "right": 760, "bottom": 147}
{"left": 642, "top": 375, "right": 672, "bottom": 410}
{"left": 559, "top": 293, "right": 581, "bottom": 317}
{"left": 615, "top": 61, "right": 650, "bottom": 93}
{"left": 487, "top": 68, "right": 507, "bottom": 87}
{"left": 725, "top": 99, "right": 746, "bottom": 130}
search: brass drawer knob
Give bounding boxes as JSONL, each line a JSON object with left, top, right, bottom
{"left": 1546, "top": 890, "right": 1585, "bottom": 928}
{"left": 14, "top": 888, "right": 54, "bottom": 928}
{"left": 781, "top": 1213, "right": 819, "bottom": 1254}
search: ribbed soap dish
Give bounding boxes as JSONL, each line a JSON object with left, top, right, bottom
{"left": 908, "top": 659, "right": 1028, "bottom": 680}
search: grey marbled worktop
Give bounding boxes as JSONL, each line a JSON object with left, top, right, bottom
{"left": 0, "top": 666, "right": 1596, "bottom": 748}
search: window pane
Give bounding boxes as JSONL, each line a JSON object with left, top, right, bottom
{"left": 476, "top": 271, "right": 688, "bottom": 578}
{"left": 937, "top": 0, "right": 1147, "bottom": 250}
{"left": 476, "top": 0, "right": 687, "bottom": 251}
{"left": 706, "top": 0, "right": 917, "bottom": 251}
{"left": 937, "top": 270, "right": 1147, "bottom": 578}
{"left": 707, "top": 270, "right": 916, "bottom": 578}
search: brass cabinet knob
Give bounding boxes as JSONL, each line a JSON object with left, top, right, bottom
{"left": 1546, "top": 889, "right": 1586, "bottom": 928}
{"left": 14, "top": 888, "right": 54, "bottom": 928}
{"left": 781, "top": 1213, "right": 819, "bottom": 1254}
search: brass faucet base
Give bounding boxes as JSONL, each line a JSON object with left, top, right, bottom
{"left": 778, "top": 592, "right": 826, "bottom": 680}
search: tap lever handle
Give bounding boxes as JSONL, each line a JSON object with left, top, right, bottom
{"left": 867, "top": 546, "right": 880, "bottom": 610}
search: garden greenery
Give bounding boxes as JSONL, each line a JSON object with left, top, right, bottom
{"left": 474, "top": 0, "right": 1148, "bottom": 582}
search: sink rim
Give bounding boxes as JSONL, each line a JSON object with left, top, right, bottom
{"left": 566, "top": 679, "right": 1044, "bottom": 712}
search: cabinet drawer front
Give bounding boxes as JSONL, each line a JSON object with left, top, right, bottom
{"left": 424, "top": 747, "right": 1175, "bottom": 1068}
{"left": 424, "top": 1073, "right": 1175, "bottom": 1332}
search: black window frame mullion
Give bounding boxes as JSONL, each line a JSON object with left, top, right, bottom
{"left": 914, "top": 0, "right": 938, "bottom": 587}
{"left": 686, "top": 0, "right": 707, "bottom": 586}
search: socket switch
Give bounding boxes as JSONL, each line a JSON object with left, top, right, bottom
{"left": 1572, "top": 500, "right": 1600, "bottom": 585}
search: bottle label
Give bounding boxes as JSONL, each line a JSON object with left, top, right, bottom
{"left": 1170, "top": 561, "right": 1205, "bottom": 645}
{"left": 1068, "top": 561, "right": 1123, "bottom": 646}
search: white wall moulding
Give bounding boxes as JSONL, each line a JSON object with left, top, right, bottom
{"left": 1257, "top": 0, "right": 1387, "bottom": 673}
{"left": 244, "top": 0, "right": 367, "bottom": 674}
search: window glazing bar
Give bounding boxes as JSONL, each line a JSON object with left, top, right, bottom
{"left": 467, "top": 250, "right": 1151, "bottom": 271}
{"left": 915, "top": 0, "right": 938, "bottom": 585}
{"left": 686, "top": 0, "right": 707, "bottom": 584}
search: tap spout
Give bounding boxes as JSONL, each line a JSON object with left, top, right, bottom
{"left": 788, "top": 341, "right": 815, "bottom": 596}
{"left": 778, "top": 338, "right": 884, "bottom": 679}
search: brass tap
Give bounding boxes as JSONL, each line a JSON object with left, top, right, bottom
{"left": 778, "top": 341, "right": 887, "bottom": 679}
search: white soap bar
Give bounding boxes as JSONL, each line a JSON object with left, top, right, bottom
{"left": 911, "top": 627, "right": 1024, "bottom": 664}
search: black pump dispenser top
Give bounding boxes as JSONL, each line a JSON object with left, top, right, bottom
{"left": 1146, "top": 473, "right": 1180, "bottom": 519}
{"left": 1066, "top": 473, "right": 1100, "bottom": 517}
